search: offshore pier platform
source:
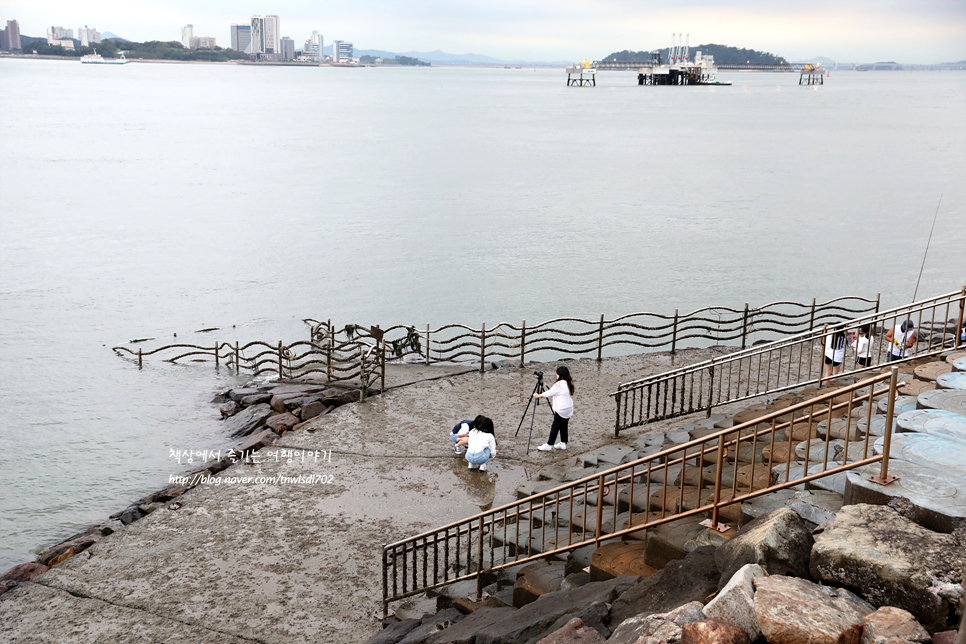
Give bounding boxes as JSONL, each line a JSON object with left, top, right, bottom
{"left": 567, "top": 33, "right": 732, "bottom": 86}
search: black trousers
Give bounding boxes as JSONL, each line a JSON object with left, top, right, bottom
{"left": 548, "top": 412, "right": 569, "bottom": 444}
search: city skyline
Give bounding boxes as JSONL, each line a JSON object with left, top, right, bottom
{"left": 1, "top": 0, "right": 964, "bottom": 63}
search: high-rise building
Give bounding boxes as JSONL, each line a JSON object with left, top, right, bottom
{"left": 47, "top": 26, "right": 73, "bottom": 44}
{"left": 280, "top": 37, "right": 295, "bottom": 60}
{"left": 193, "top": 36, "right": 216, "bottom": 49}
{"left": 332, "top": 40, "right": 353, "bottom": 63}
{"left": 181, "top": 24, "right": 193, "bottom": 49}
{"left": 303, "top": 30, "right": 322, "bottom": 60}
{"left": 78, "top": 25, "right": 100, "bottom": 47}
{"left": 250, "top": 15, "right": 280, "bottom": 56}
{"left": 230, "top": 24, "right": 251, "bottom": 52}
{"left": 1, "top": 20, "right": 22, "bottom": 50}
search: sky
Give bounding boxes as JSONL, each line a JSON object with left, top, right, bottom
{"left": 2, "top": 0, "right": 965, "bottom": 63}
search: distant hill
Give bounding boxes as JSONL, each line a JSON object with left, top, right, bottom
{"left": 101, "top": 32, "right": 130, "bottom": 42}
{"left": 603, "top": 43, "right": 787, "bottom": 65}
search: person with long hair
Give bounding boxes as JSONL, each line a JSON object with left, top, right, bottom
{"left": 465, "top": 417, "right": 498, "bottom": 471}
{"left": 534, "top": 366, "right": 575, "bottom": 451}
{"left": 824, "top": 328, "right": 847, "bottom": 379}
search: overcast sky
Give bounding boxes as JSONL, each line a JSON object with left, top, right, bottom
{"left": 3, "top": 0, "right": 964, "bottom": 63}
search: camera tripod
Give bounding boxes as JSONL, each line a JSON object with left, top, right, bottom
{"left": 515, "top": 371, "right": 552, "bottom": 455}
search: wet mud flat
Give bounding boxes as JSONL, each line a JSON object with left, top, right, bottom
{"left": 0, "top": 348, "right": 737, "bottom": 644}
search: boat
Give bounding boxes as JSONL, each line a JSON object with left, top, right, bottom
{"left": 80, "top": 50, "right": 128, "bottom": 65}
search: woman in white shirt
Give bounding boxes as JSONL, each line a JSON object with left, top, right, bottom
{"left": 824, "top": 328, "right": 847, "bottom": 379}
{"left": 465, "top": 417, "right": 498, "bottom": 472}
{"left": 851, "top": 324, "right": 873, "bottom": 369}
{"left": 534, "top": 366, "right": 575, "bottom": 451}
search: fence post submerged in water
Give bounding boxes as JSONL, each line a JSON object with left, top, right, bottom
{"left": 278, "top": 340, "right": 283, "bottom": 379}
{"left": 671, "top": 309, "right": 679, "bottom": 355}
{"left": 741, "top": 303, "right": 749, "bottom": 349}
{"left": 598, "top": 314, "right": 604, "bottom": 361}
{"left": 520, "top": 320, "right": 527, "bottom": 368}
{"left": 480, "top": 323, "right": 486, "bottom": 373}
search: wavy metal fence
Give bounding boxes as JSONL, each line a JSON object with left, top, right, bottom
{"left": 381, "top": 370, "right": 901, "bottom": 616}
{"left": 307, "top": 295, "right": 880, "bottom": 372}
{"left": 113, "top": 324, "right": 386, "bottom": 397}
{"left": 611, "top": 287, "right": 966, "bottom": 435}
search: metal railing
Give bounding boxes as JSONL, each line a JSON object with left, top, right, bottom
{"left": 382, "top": 370, "right": 902, "bottom": 615}
{"left": 611, "top": 287, "right": 965, "bottom": 436}
{"left": 308, "top": 295, "right": 879, "bottom": 373}
{"left": 113, "top": 325, "right": 386, "bottom": 398}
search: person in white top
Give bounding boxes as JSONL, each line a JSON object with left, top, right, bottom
{"left": 884, "top": 320, "right": 916, "bottom": 362}
{"left": 465, "top": 417, "right": 498, "bottom": 471}
{"left": 533, "top": 366, "right": 575, "bottom": 451}
{"left": 823, "top": 328, "right": 847, "bottom": 378}
{"left": 850, "top": 324, "right": 873, "bottom": 369}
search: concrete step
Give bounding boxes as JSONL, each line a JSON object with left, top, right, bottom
{"left": 590, "top": 540, "right": 656, "bottom": 582}
{"left": 513, "top": 560, "right": 567, "bottom": 607}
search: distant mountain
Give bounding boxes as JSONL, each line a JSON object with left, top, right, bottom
{"left": 101, "top": 32, "right": 130, "bottom": 42}
{"left": 321, "top": 45, "right": 567, "bottom": 65}
{"left": 603, "top": 43, "right": 787, "bottom": 65}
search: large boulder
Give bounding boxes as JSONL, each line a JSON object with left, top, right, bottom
{"left": 680, "top": 618, "right": 750, "bottom": 644}
{"left": 0, "top": 562, "right": 48, "bottom": 583}
{"left": 608, "top": 547, "right": 720, "bottom": 627}
{"left": 810, "top": 503, "right": 965, "bottom": 631}
{"left": 423, "top": 576, "right": 639, "bottom": 644}
{"left": 397, "top": 609, "right": 465, "bottom": 644}
{"left": 363, "top": 618, "right": 421, "bottom": 644}
{"left": 713, "top": 507, "right": 813, "bottom": 588}
{"left": 753, "top": 575, "right": 873, "bottom": 644}
{"left": 225, "top": 403, "right": 273, "bottom": 437}
{"left": 533, "top": 617, "right": 605, "bottom": 644}
{"left": 701, "top": 564, "right": 765, "bottom": 641}
{"left": 860, "top": 607, "right": 929, "bottom": 644}
{"left": 607, "top": 601, "right": 706, "bottom": 644}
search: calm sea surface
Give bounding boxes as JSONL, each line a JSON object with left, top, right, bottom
{"left": 0, "top": 59, "right": 964, "bottom": 570}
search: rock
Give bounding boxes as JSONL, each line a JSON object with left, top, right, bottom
{"left": 362, "top": 618, "right": 421, "bottom": 644}
{"left": 270, "top": 394, "right": 295, "bottom": 413}
{"left": 809, "top": 503, "right": 965, "bottom": 631}
{"left": 541, "top": 605, "right": 610, "bottom": 642}
{"left": 0, "top": 580, "right": 17, "bottom": 596}
{"left": 47, "top": 547, "right": 79, "bottom": 567}
{"left": 931, "top": 631, "right": 957, "bottom": 644}
{"left": 860, "top": 607, "right": 929, "bottom": 644}
{"left": 228, "top": 387, "right": 261, "bottom": 402}
{"left": 225, "top": 403, "right": 274, "bottom": 437}
{"left": 534, "top": 618, "right": 605, "bottom": 644}
{"left": 397, "top": 609, "right": 465, "bottom": 644}
{"left": 138, "top": 502, "right": 166, "bottom": 515}
{"left": 681, "top": 618, "right": 751, "bottom": 644}
{"left": 118, "top": 504, "right": 145, "bottom": 526}
{"left": 514, "top": 561, "right": 568, "bottom": 607}
{"left": 607, "top": 602, "right": 705, "bottom": 644}
{"left": 713, "top": 507, "right": 813, "bottom": 589}
{"left": 238, "top": 428, "right": 276, "bottom": 454}
{"left": 702, "top": 564, "right": 765, "bottom": 641}
{"left": 753, "top": 575, "right": 873, "bottom": 644}
{"left": 241, "top": 393, "right": 272, "bottom": 406}
{"left": 0, "top": 562, "right": 49, "bottom": 583}
{"left": 266, "top": 412, "right": 299, "bottom": 432}
{"left": 609, "top": 547, "right": 720, "bottom": 627}
{"left": 414, "top": 606, "right": 516, "bottom": 643}
{"left": 219, "top": 401, "right": 241, "bottom": 418}
{"left": 300, "top": 401, "right": 328, "bottom": 421}
{"left": 425, "top": 577, "right": 638, "bottom": 644}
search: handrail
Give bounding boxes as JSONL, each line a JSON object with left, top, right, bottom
{"left": 611, "top": 287, "right": 965, "bottom": 435}
{"left": 381, "top": 369, "right": 901, "bottom": 616}
{"left": 306, "top": 295, "right": 880, "bottom": 371}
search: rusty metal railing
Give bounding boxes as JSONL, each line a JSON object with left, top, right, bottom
{"left": 307, "top": 295, "right": 879, "bottom": 373}
{"left": 611, "top": 287, "right": 965, "bottom": 436}
{"left": 381, "top": 370, "right": 901, "bottom": 616}
{"left": 113, "top": 324, "right": 386, "bottom": 397}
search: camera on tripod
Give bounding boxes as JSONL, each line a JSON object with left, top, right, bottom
{"left": 534, "top": 371, "right": 544, "bottom": 379}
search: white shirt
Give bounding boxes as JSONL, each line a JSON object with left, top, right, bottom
{"left": 542, "top": 380, "right": 574, "bottom": 419}
{"left": 889, "top": 325, "right": 914, "bottom": 357}
{"left": 851, "top": 335, "right": 873, "bottom": 358}
{"left": 824, "top": 335, "right": 846, "bottom": 362}
{"left": 466, "top": 429, "right": 497, "bottom": 456}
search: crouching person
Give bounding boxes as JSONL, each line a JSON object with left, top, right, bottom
{"left": 465, "top": 417, "right": 498, "bottom": 472}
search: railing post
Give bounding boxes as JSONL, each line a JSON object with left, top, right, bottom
{"left": 359, "top": 343, "right": 367, "bottom": 402}
{"left": 614, "top": 391, "right": 621, "bottom": 438}
{"left": 710, "top": 433, "right": 727, "bottom": 526}
{"left": 817, "top": 325, "right": 828, "bottom": 387}
{"left": 138, "top": 348, "right": 142, "bottom": 369}
{"left": 706, "top": 359, "right": 715, "bottom": 417}
{"left": 809, "top": 298, "right": 817, "bottom": 332}
{"left": 595, "top": 474, "right": 606, "bottom": 547}
{"left": 480, "top": 323, "right": 486, "bottom": 374}
{"left": 956, "top": 285, "right": 965, "bottom": 350}
{"left": 872, "top": 367, "right": 899, "bottom": 485}
{"left": 214, "top": 341, "right": 219, "bottom": 368}
{"left": 425, "top": 324, "right": 430, "bottom": 365}
{"left": 874, "top": 293, "right": 881, "bottom": 316}
{"left": 382, "top": 545, "right": 389, "bottom": 618}
{"left": 476, "top": 516, "right": 484, "bottom": 601}
{"left": 741, "top": 303, "right": 749, "bottom": 349}
{"left": 327, "top": 322, "right": 333, "bottom": 381}
{"left": 235, "top": 341, "right": 240, "bottom": 374}
{"left": 520, "top": 320, "right": 526, "bottom": 368}
{"left": 598, "top": 314, "right": 605, "bottom": 361}
{"left": 381, "top": 339, "right": 386, "bottom": 394}
{"left": 277, "top": 340, "right": 283, "bottom": 379}
{"left": 671, "top": 309, "right": 679, "bottom": 355}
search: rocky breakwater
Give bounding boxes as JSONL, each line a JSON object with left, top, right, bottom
{"left": 0, "top": 379, "right": 362, "bottom": 597}
{"left": 365, "top": 504, "right": 965, "bottom": 644}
